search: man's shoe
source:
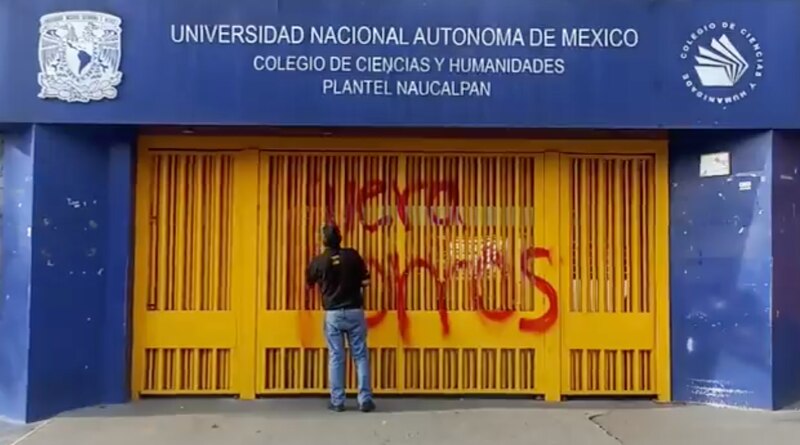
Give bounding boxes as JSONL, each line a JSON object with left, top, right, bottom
{"left": 328, "top": 403, "right": 345, "bottom": 412}
{"left": 359, "top": 400, "right": 376, "bottom": 413}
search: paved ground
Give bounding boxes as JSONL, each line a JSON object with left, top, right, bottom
{"left": 0, "top": 420, "right": 34, "bottom": 445}
{"left": 1, "top": 399, "right": 799, "bottom": 445}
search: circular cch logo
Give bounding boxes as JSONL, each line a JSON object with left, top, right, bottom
{"left": 37, "top": 11, "right": 124, "bottom": 103}
{"left": 680, "top": 21, "right": 764, "bottom": 108}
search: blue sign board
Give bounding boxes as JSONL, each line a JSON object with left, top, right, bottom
{"left": 0, "top": 0, "right": 797, "bottom": 128}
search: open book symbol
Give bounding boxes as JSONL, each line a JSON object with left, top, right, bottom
{"left": 694, "top": 35, "right": 750, "bottom": 87}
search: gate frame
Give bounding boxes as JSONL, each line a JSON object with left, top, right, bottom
{"left": 131, "top": 135, "right": 670, "bottom": 402}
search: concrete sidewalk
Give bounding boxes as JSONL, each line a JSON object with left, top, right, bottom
{"left": 2, "top": 399, "right": 799, "bottom": 445}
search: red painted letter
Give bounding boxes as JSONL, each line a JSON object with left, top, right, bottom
{"left": 518, "top": 247, "right": 559, "bottom": 333}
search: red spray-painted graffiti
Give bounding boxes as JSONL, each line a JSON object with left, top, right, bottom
{"left": 322, "top": 179, "right": 462, "bottom": 233}
{"left": 361, "top": 246, "right": 558, "bottom": 342}
{"left": 304, "top": 177, "right": 556, "bottom": 342}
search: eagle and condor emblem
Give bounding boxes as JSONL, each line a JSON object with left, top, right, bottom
{"left": 37, "top": 11, "right": 123, "bottom": 103}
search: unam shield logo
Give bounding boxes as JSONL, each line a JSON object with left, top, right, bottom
{"left": 38, "top": 11, "right": 123, "bottom": 103}
{"left": 680, "top": 21, "right": 764, "bottom": 107}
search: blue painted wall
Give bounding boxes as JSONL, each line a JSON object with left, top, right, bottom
{"left": 771, "top": 132, "right": 800, "bottom": 409}
{"left": 3, "top": 125, "right": 800, "bottom": 419}
{"left": 0, "top": 128, "right": 35, "bottom": 421}
{"left": 670, "top": 131, "right": 774, "bottom": 409}
{"left": 0, "top": 125, "right": 134, "bottom": 423}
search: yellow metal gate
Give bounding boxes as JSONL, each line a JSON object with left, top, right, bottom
{"left": 132, "top": 137, "right": 670, "bottom": 401}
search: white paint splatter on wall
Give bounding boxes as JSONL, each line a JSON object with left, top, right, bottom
{"left": 688, "top": 378, "right": 754, "bottom": 408}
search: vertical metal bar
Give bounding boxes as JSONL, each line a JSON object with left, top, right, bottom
{"left": 375, "top": 156, "right": 383, "bottom": 312}
{"left": 550, "top": 153, "right": 569, "bottom": 398}
{"left": 514, "top": 157, "right": 522, "bottom": 311}
{"left": 302, "top": 155, "right": 310, "bottom": 309}
{"left": 362, "top": 155, "right": 370, "bottom": 307}
{"left": 456, "top": 163, "right": 464, "bottom": 388}
{"left": 647, "top": 159, "right": 656, "bottom": 313}
{"left": 156, "top": 156, "right": 170, "bottom": 312}
{"left": 218, "top": 157, "right": 227, "bottom": 311}
{"left": 598, "top": 160, "right": 608, "bottom": 313}
{"left": 275, "top": 156, "right": 283, "bottom": 311}
{"left": 631, "top": 160, "right": 642, "bottom": 314}
{"left": 580, "top": 350, "right": 587, "bottom": 393}
{"left": 438, "top": 157, "right": 446, "bottom": 388}
{"left": 220, "top": 156, "right": 231, "bottom": 310}
{"left": 571, "top": 159, "right": 580, "bottom": 312}
{"left": 462, "top": 157, "right": 471, "bottom": 312}
{"left": 421, "top": 156, "right": 428, "bottom": 311}
{"left": 223, "top": 157, "right": 234, "bottom": 310}
{"left": 438, "top": 157, "right": 445, "bottom": 314}
{"left": 209, "top": 348, "right": 218, "bottom": 391}
{"left": 587, "top": 159, "right": 596, "bottom": 313}
{"left": 529, "top": 157, "right": 537, "bottom": 313}
{"left": 288, "top": 156, "right": 297, "bottom": 311}
{"left": 494, "top": 158, "right": 502, "bottom": 311}
{"left": 188, "top": 349, "right": 197, "bottom": 392}
{"left": 200, "top": 157, "right": 211, "bottom": 311}
{"left": 386, "top": 155, "right": 392, "bottom": 314}
{"left": 200, "top": 157, "right": 210, "bottom": 312}
{"left": 579, "top": 159, "right": 590, "bottom": 313}
{"left": 265, "top": 156, "right": 275, "bottom": 311}
{"left": 219, "top": 157, "right": 228, "bottom": 311}
{"left": 641, "top": 160, "right": 650, "bottom": 313}
{"left": 166, "top": 156, "right": 178, "bottom": 311}
{"left": 417, "top": 156, "right": 425, "bottom": 311}
{"left": 396, "top": 155, "right": 407, "bottom": 391}
{"left": 189, "top": 157, "right": 201, "bottom": 311}
{"left": 320, "top": 156, "right": 328, "bottom": 311}
{"left": 147, "top": 157, "right": 160, "bottom": 311}
{"left": 623, "top": 161, "right": 632, "bottom": 313}
{"left": 495, "top": 159, "right": 503, "bottom": 385}
{"left": 613, "top": 160, "right": 624, "bottom": 314}
{"left": 485, "top": 157, "right": 491, "bottom": 311}
{"left": 209, "top": 157, "right": 221, "bottom": 311}
{"left": 338, "top": 156, "right": 345, "bottom": 236}
{"left": 457, "top": 156, "right": 465, "bottom": 313}
{"left": 263, "top": 156, "right": 272, "bottom": 311}
{"left": 425, "top": 156, "right": 432, "bottom": 311}
{"left": 279, "top": 157, "right": 289, "bottom": 310}
{"left": 183, "top": 157, "right": 194, "bottom": 311}
{"left": 298, "top": 156, "right": 308, "bottom": 379}
{"left": 358, "top": 155, "right": 366, "bottom": 278}
{"left": 476, "top": 157, "right": 484, "bottom": 389}
{"left": 631, "top": 349, "right": 640, "bottom": 394}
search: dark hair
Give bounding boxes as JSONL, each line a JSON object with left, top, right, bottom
{"left": 322, "top": 223, "right": 342, "bottom": 249}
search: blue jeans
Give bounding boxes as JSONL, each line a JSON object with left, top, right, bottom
{"left": 325, "top": 308, "right": 373, "bottom": 406}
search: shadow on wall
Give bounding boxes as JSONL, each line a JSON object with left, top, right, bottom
{"left": 771, "top": 132, "right": 800, "bottom": 409}
{"left": 670, "top": 131, "right": 774, "bottom": 409}
{"left": 0, "top": 137, "right": 4, "bottom": 315}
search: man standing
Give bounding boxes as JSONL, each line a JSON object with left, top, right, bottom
{"left": 306, "top": 224, "right": 375, "bottom": 413}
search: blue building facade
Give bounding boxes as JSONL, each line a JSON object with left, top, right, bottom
{"left": 1, "top": 0, "right": 800, "bottom": 422}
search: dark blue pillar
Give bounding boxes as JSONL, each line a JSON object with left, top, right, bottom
{"left": 0, "top": 124, "right": 134, "bottom": 423}
{"left": 670, "top": 131, "right": 774, "bottom": 409}
{"left": 771, "top": 131, "right": 800, "bottom": 409}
